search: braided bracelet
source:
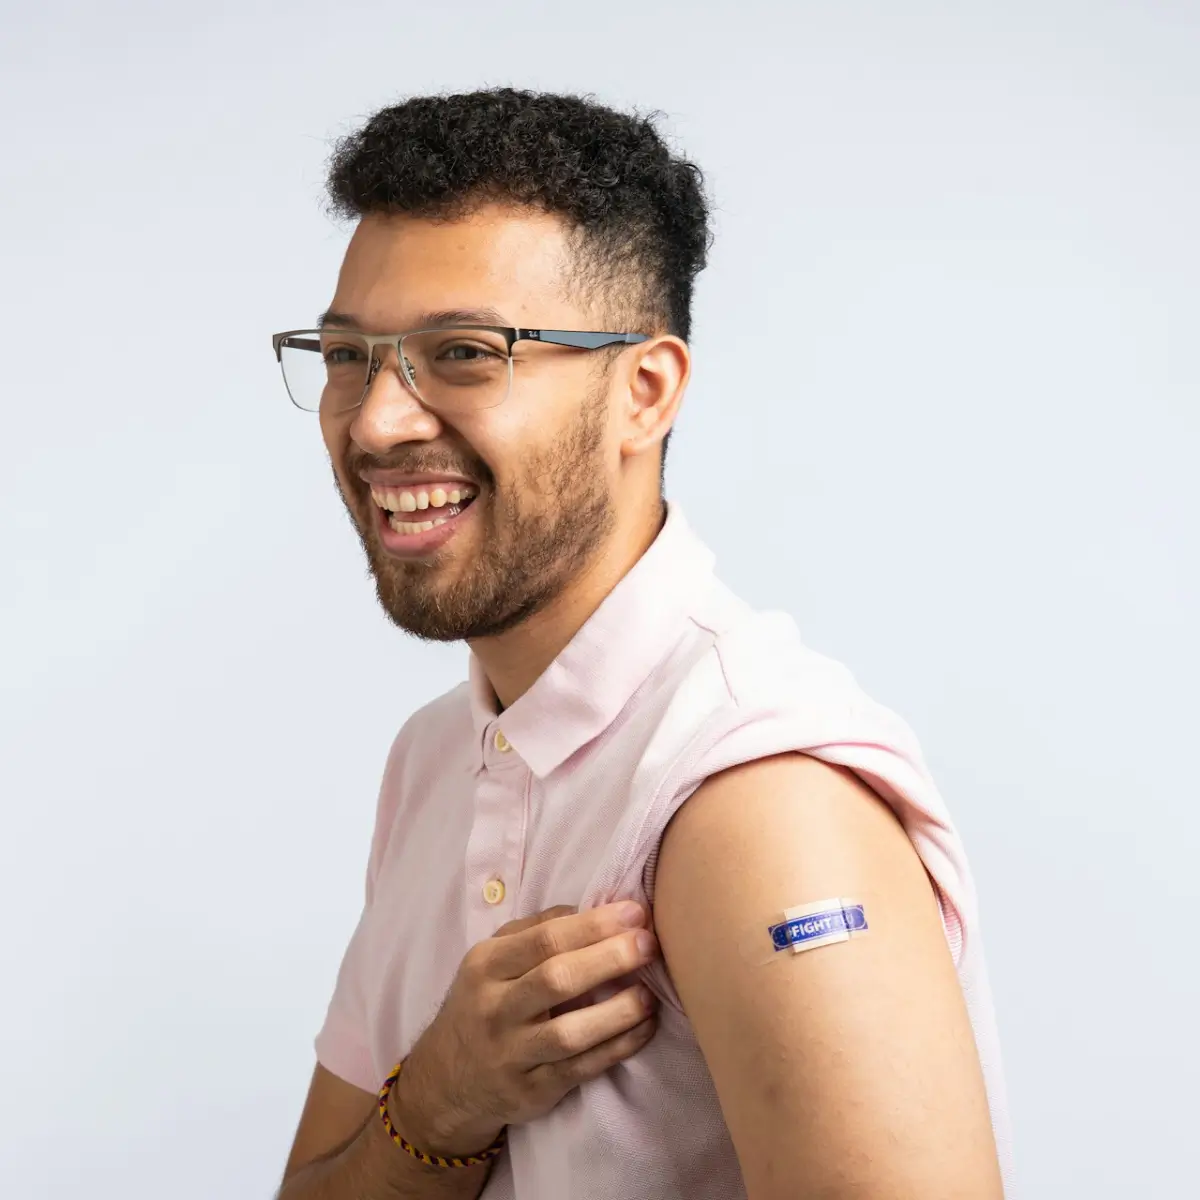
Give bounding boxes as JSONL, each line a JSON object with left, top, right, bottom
{"left": 377, "top": 1058, "right": 508, "bottom": 1169}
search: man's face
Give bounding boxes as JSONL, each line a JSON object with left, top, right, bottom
{"left": 320, "top": 204, "right": 623, "bottom": 641}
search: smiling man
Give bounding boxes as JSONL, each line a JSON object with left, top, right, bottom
{"left": 273, "top": 89, "right": 1012, "bottom": 1200}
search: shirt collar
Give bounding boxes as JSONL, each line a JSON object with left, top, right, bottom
{"left": 467, "top": 502, "right": 715, "bottom": 778}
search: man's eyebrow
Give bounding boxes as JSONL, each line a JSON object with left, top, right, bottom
{"left": 315, "top": 306, "right": 511, "bottom": 330}
{"left": 315, "top": 308, "right": 360, "bottom": 329}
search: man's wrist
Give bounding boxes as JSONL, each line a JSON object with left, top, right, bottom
{"left": 386, "top": 1059, "right": 505, "bottom": 1162}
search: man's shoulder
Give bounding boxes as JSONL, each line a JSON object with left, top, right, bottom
{"left": 617, "top": 589, "right": 877, "bottom": 806}
{"left": 379, "top": 679, "right": 475, "bottom": 788}
{"left": 364, "top": 679, "right": 476, "bottom": 873}
{"left": 394, "top": 678, "right": 474, "bottom": 739}
{"left": 685, "top": 581, "right": 864, "bottom": 714}
{"left": 658, "top": 582, "right": 922, "bottom": 781}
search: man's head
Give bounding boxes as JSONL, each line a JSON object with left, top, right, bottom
{"left": 314, "top": 88, "right": 710, "bottom": 641}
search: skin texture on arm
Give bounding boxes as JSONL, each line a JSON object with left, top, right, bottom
{"left": 282, "top": 1065, "right": 376, "bottom": 1183}
{"left": 278, "top": 1064, "right": 492, "bottom": 1199}
{"left": 653, "top": 753, "right": 1004, "bottom": 1200}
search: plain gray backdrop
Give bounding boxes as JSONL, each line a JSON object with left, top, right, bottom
{"left": 2, "top": 2, "right": 1197, "bottom": 1196}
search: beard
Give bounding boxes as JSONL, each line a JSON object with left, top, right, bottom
{"left": 339, "top": 381, "right": 616, "bottom": 642}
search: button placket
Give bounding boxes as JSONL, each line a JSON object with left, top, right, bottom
{"left": 464, "top": 759, "right": 524, "bottom": 943}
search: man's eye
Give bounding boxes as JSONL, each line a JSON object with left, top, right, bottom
{"left": 324, "top": 347, "right": 364, "bottom": 365}
{"left": 441, "top": 343, "right": 496, "bottom": 361}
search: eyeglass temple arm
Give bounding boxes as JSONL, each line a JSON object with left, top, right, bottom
{"left": 272, "top": 333, "right": 320, "bottom": 361}
{"left": 518, "top": 330, "right": 649, "bottom": 349}
{"left": 271, "top": 330, "right": 649, "bottom": 360}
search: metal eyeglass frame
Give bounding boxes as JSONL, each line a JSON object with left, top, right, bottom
{"left": 270, "top": 325, "right": 650, "bottom": 412}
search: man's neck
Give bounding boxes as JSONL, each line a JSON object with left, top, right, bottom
{"left": 469, "top": 502, "right": 666, "bottom": 710}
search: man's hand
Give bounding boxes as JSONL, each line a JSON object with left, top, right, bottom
{"left": 391, "top": 902, "right": 661, "bottom": 1157}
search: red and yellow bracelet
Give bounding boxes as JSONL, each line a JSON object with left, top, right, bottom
{"left": 377, "top": 1058, "right": 508, "bottom": 1169}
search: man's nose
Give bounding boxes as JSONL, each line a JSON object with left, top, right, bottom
{"left": 349, "top": 346, "right": 442, "bottom": 454}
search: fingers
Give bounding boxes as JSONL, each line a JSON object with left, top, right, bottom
{"left": 505, "top": 928, "right": 660, "bottom": 1023}
{"left": 520, "top": 983, "right": 658, "bottom": 1066}
{"left": 492, "top": 905, "right": 577, "bottom": 939}
{"left": 526, "top": 1012, "right": 658, "bottom": 1089}
{"left": 489, "top": 901, "right": 650, "bottom": 980}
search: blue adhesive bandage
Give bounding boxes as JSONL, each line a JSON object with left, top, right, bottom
{"left": 769, "top": 902, "right": 868, "bottom": 952}
{"left": 739, "top": 896, "right": 870, "bottom": 965}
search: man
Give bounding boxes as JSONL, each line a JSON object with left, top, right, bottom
{"left": 273, "top": 88, "right": 1012, "bottom": 1199}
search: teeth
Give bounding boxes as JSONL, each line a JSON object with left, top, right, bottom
{"left": 388, "top": 517, "right": 436, "bottom": 534}
{"left": 374, "top": 484, "right": 478, "bottom": 514}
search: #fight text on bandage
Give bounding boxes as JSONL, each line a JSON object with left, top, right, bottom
{"left": 738, "top": 897, "right": 870, "bottom": 966}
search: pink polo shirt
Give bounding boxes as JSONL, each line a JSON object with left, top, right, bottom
{"left": 315, "top": 503, "right": 1015, "bottom": 1198}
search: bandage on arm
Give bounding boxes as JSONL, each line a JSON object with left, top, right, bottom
{"left": 738, "top": 897, "right": 870, "bottom": 965}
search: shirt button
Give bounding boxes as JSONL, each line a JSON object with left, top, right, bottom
{"left": 493, "top": 730, "right": 512, "bottom": 753}
{"left": 482, "top": 878, "right": 506, "bottom": 905}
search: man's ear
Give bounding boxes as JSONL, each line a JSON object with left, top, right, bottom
{"left": 620, "top": 335, "right": 690, "bottom": 461}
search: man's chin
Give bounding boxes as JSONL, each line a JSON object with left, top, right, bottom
{"left": 368, "top": 563, "right": 478, "bottom": 642}
{"left": 372, "top": 572, "right": 551, "bottom": 643}
{"left": 382, "top": 612, "right": 464, "bottom": 642}
{"left": 374, "top": 585, "right": 459, "bottom": 641}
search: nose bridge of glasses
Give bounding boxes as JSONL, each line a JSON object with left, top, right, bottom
{"left": 363, "top": 334, "right": 419, "bottom": 396}
{"left": 364, "top": 333, "right": 403, "bottom": 372}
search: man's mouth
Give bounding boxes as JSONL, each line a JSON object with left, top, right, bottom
{"left": 369, "top": 483, "right": 478, "bottom": 536}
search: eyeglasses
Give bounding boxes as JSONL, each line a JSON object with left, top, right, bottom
{"left": 270, "top": 324, "right": 650, "bottom": 415}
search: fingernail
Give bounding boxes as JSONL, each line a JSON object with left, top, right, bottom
{"left": 617, "top": 902, "right": 644, "bottom": 927}
{"left": 636, "top": 930, "right": 656, "bottom": 956}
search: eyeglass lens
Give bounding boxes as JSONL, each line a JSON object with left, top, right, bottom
{"left": 278, "top": 327, "right": 514, "bottom": 414}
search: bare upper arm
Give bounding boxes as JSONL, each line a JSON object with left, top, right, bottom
{"left": 282, "top": 1062, "right": 377, "bottom": 1183}
{"left": 654, "top": 753, "right": 1003, "bottom": 1200}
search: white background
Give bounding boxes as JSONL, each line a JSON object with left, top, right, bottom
{"left": 2, "top": 2, "right": 1196, "bottom": 1196}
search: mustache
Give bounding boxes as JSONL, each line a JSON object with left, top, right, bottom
{"left": 344, "top": 448, "right": 492, "bottom": 485}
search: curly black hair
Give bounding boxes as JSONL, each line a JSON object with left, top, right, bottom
{"left": 325, "top": 87, "right": 711, "bottom": 387}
